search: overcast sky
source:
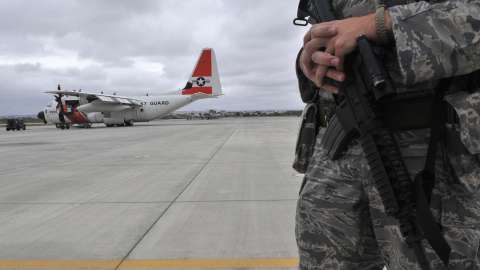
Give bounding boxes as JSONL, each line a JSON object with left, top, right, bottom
{"left": 0, "top": 0, "right": 308, "bottom": 116}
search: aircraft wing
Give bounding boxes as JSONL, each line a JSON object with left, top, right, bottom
{"left": 45, "top": 90, "right": 143, "bottom": 105}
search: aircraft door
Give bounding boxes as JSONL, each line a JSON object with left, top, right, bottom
{"left": 137, "top": 105, "right": 147, "bottom": 121}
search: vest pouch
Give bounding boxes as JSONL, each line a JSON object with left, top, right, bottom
{"left": 293, "top": 103, "right": 317, "bottom": 173}
{"left": 444, "top": 89, "right": 480, "bottom": 195}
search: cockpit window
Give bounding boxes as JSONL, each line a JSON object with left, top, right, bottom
{"left": 47, "top": 101, "right": 53, "bottom": 107}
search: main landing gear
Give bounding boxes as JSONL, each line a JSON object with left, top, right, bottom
{"left": 105, "top": 119, "right": 134, "bottom": 127}
{"left": 56, "top": 123, "right": 70, "bottom": 130}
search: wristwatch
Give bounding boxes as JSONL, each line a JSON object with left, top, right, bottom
{"left": 376, "top": 4, "right": 391, "bottom": 45}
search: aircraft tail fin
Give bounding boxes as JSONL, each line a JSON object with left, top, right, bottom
{"left": 182, "top": 48, "right": 222, "bottom": 96}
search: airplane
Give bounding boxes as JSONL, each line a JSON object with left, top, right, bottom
{"left": 37, "top": 48, "right": 222, "bottom": 129}
{"left": 185, "top": 108, "right": 222, "bottom": 121}
{"left": 208, "top": 112, "right": 222, "bottom": 119}
{"left": 186, "top": 113, "right": 200, "bottom": 120}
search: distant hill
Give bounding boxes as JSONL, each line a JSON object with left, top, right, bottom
{"left": 0, "top": 115, "right": 38, "bottom": 118}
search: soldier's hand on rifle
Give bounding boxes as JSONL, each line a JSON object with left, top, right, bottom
{"left": 300, "top": 11, "right": 393, "bottom": 93}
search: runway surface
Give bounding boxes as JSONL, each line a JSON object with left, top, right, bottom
{"left": 0, "top": 117, "right": 303, "bottom": 270}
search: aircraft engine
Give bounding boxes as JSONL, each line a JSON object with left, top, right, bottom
{"left": 87, "top": 112, "right": 104, "bottom": 123}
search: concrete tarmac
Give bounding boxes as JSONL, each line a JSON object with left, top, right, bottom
{"left": 0, "top": 117, "right": 303, "bottom": 270}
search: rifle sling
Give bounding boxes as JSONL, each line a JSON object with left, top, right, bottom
{"left": 414, "top": 78, "right": 452, "bottom": 266}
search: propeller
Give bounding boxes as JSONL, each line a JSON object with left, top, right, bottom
{"left": 54, "top": 85, "right": 64, "bottom": 102}
{"left": 55, "top": 85, "right": 66, "bottom": 125}
{"left": 54, "top": 94, "right": 62, "bottom": 103}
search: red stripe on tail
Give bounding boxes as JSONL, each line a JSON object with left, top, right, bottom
{"left": 192, "top": 50, "right": 212, "bottom": 77}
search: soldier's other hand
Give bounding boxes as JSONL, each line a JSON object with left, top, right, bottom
{"left": 303, "top": 13, "right": 379, "bottom": 93}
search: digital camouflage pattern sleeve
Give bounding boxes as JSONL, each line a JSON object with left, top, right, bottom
{"left": 389, "top": 0, "right": 480, "bottom": 85}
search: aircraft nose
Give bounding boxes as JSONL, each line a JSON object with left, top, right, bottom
{"left": 37, "top": 111, "right": 47, "bottom": 124}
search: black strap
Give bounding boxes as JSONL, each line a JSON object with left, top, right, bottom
{"left": 414, "top": 78, "right": 452, "bottom": 266}
{"left": 380, "top": 97, "right": 435, "bottom": 130}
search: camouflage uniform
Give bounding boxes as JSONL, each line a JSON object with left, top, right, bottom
{"left": 295, "top": 0, "right": 480, "bottom": 269}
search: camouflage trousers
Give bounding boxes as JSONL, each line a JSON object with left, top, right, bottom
{"left": 296, "top": 127, "right": 480, "bottom": 269}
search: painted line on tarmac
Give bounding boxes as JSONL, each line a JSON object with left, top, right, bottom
{"left": 0, "top": 260, "right": 120, "bottom": 269}
{"left": 118, "top": 259, "right": 299, "bottom": 268}
{"left": 0, "top": 258, "right": 299, "bottom": 269}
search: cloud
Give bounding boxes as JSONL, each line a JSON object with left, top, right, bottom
{"left": 14, "top": 62, "right": 42, "bottom": 73}
{"left": 81, "top": 65, "right": 107, "bottom": 81}
{"left": 0, "top": 0, "right": 307, "bottom": 116}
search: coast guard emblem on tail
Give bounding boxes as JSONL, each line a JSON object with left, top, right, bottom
{"left": 195, "top": 77, "right": 210, "bottom": 87}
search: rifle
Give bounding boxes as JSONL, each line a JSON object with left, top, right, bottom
{"left": 293, "top": 0, "right": 451, "bottom": 269}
